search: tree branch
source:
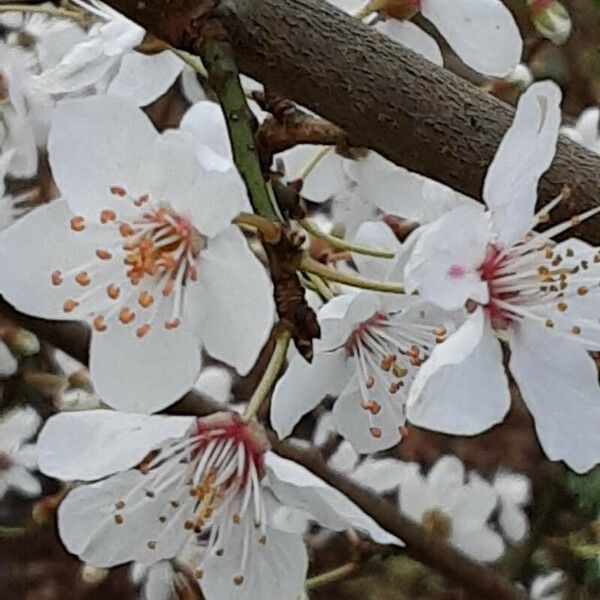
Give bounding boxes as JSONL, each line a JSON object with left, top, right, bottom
{"left": 99, "top": 0, "right": 600, "bottom": 244}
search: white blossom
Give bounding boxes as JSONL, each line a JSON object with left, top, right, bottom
{"left": 0, "top": 95, "right": 275, "bottom": 414}
{"left": 493, "top": 471, "right": 531, "bottom": 544}
{"left": 37, "top": 410, "right": 401, "bottom": 600}
{"left": 403, "top": 81, "right": 600, "bottom": 473}
{"left": 562, "top": 108, "right": 600, "bottom": 154}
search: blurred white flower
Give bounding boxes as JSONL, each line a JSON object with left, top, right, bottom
{"left": 398, "top": 455, "right": 504, "bottom": 561}
{"left": 37, "top": 410, "right": 400, "bottom": 600}
{"left": 331, "top": 0, "right": 522, "bottom": 76}
{"left": 0, "top": 406, "right": 41, "bottom": 499}
{"left": 0, "top": 95, "right": 274, "bottom": 414}
{"left": 529, "top": 570, "right": 566, "bottom": 600}
{"left": 562, "top": 108, "right": 600, "bottom": 154}
{"left": 493, "top": 470, "right": 531, "bottom": 543}
{"left": 403, "top": 81, "right": 600, "bottom": 473}
{"left": 35, "top": 0, "right": 183, "bottom": 107}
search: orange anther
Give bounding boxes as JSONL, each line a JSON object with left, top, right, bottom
{"left": 96, "top": 249, "right": 112, "bottom": 260}
{"left": 134, "top": 194, "right": 149, "bottom": 207}
{"left": 187, "top": 265, "right": 198, "bottom": 281}
{"left": 164, "top": 319, "right": 180, "bottom": 330}
{"left": 233, "top": 576, "right": 244, "bottom": 586}
{"left": 63, "top": 299, "right": 79, "bottom": 313}
{"left": 110, "top": 186, "right": 127, "bottom": 197}
{"left": 70, "top": 216, "right": 85, "bottom": 232}
{"left": 51, "top": 270, "right": 63, "bottom": 286}
{"left": 100, "top": 209, "right": 116, "bottom": 224}
{"left": 93, "top": 315, "right": 107, "bottom": 332}
{"left": 162, "top": 280, "right": 174, "bottom": 297}
{"left": 136, "top": 324, "right": 151, "bottom": 338}
{"left": 75, "top": 271, "right": 90, "bottom": 286}
{"left": 119, "top": 308, "right": 135, "bottom": 324}
{"left": 119, "top": 223, "right": 134, "bottom": 237}
{"left": 361, "top": 400, "right": 381, "bottom": 415}
{"left": 369, "top": 427, "right": 382, "bottom": 439}
{"left": 381, "top": 355, "right": 395, "bottom": 372}
{"left": 107, "top": 284, "right": 120, "bottom": 300}
{"left": 138, "top": 291, "right": 154, "bottom": 308}
{"left": 365, "top": 376, "right": 375, "bottom": 389}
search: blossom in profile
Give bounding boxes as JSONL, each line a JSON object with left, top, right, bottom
{"left": 37, "top": 410, "right": 401, "bottom": 600}
{"left": 398, "top": 455, "right": 504, "bottom": 561}
{"left": 0, "top": 406, "right": 41, "bottom": 500}
{"left": 403, "top": 81, "right": 600, "bottom": 473}
{"left": 0, "top": 95, "right": 275, "bottom": 413}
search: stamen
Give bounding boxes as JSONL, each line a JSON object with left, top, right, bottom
{"left": 70, "top": 216, "right": 85, "bottom": 232}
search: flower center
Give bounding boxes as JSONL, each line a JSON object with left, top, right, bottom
{"left": 344, "top": 310, "right": 446, "bottom": 439}
{"left": 421, "top": 508, "right": 452, "bottom": 541}
{"left": 51, "top": 186, "right": 206, "bottom": 337}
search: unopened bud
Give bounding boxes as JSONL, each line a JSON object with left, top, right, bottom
{"left": 528, "top": 0, "right": 571, "bottom": 45}
{"left": 0, "top": 341, "right": 17, "bottom": 378}
{"left": 2, "top": 328, "right": 40, "bottom": 358}
{"left": 81, "top": 564, "right": 109, "bottom": 585}
{"left": 57, "top": 388, "right": 102, "bottom": 412}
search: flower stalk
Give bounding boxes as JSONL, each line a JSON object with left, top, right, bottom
{"left": 305, "top": 562, "right": 357, "bottom": 589}
{"left": 300, "top": 256, "right": 405, "bottom": 294}
{"left": 242, "top": 328, "right": 292, "bottom": 421}
{"left": 301, "top": 219, "right": 395, "bottom": 259}
{"left": 199, "top": 33, "right": 279, "bottom": 221}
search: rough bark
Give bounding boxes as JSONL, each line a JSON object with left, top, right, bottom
{"left": 104, "top": 0, "right": 600, "bottom": 243}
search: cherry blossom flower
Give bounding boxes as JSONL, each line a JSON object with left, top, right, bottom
{"left": 332, "top": 0, "right": 522, "bottom": 76}
{"left": 0, "top": 406, "right": 42, "bottom": 499}
{"left": 35, "top": 0, "right": 183, "bottom": 107}
{"left": 0, "top": 95, "right": 274, "bottom": 413}
{"left": 271, "top": 221, "right": 452, "bottom": 452}
{"left": 528, "top": 0, "right": 571, "bottom": 45}
{"left": 37, "top": 410, "right": 400, "bottom": 599}
{"left": 562, "top": 107, "right": 600, "bottom": 154}
{"left": 493, "top": 471, "right": 531, "bottom": 544}
{"left": 398, "top": 455, "right": 505, "bottom": 562}
{"left": 402, "top": 81, "right": 600, "bottom": 473}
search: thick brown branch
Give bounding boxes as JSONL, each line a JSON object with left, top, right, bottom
{"left": 101, "top": 0, "right": 600, "bottom": 243}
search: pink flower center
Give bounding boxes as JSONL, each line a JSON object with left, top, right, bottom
{"left": 447, "top": 264, "right": 466, "bottom": 280}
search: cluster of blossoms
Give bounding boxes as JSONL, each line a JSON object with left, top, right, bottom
{"left": 0, "top": 0, "right": 596, "bottom": 598}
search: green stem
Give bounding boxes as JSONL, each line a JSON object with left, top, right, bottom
{"left": 304, "top": 272, "right": 335, "bottom": 300}
{"left": 305, "top": 562, "right": 357, "bottom": 589}
{"left": 0, "top": 525, "right": 26, "bottom": 539}
{"left": 299, "top": 146, "right": 333, "bottom": 180}
{"left": 301, "top": 219, "right": 395, "bottom": 259}
{"left": 300, "top": 256, "right": 404, "bottom": 294}
{"left": 199, "top": 35, "right": 278, "bottom": 220}
{"left": 0, "top": 4, "right": 89, "bottom": 24}
{"left": 242, "top": 330, "right": 292, "bottom": 421}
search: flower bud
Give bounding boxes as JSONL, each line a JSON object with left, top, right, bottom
{"left": 0, "top": 341, "right": 17, "bottom": 378}
{"left": 2, "top": 327, "right": 40, "bottom": 358}
{"left": 528, "top": 0, "right": 571, "bottom": 45}
{"left": 81, "top": 565, "right": 109, "bottom": 585}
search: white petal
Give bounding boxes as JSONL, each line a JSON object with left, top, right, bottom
{"left": 201, "top": 520, "right": 307, "bottom": 600}
{"left": 48, "top": 95, "right": 157, "bottom": 219}
{"left": 449, "top": 473, "right": 498, "bottom": 528}
{"left": 90, "top": 313, "right": 201, "bottom": 414}
{"left": 58, "top": 468, "right": 190, "bottom": 567}
{"left": 351, "top": 221, "right": 400, "bottom": 281}
{"left": 509, "top": 320, "right": 600, "bottom": 473}
{"left": 329, "top": 441, "right": 360, "bottom": 474}
{"left": 427, "top": 455, "right": 466, "bottom": 503}
{"left": 37, "top": 410, "right": 194, "bottom": 481}
{"left": 189, "top": 226, "right": 274, "bottom": 374}
{"left": 375, "top": 20, "right": 443, "bottom": 66}
{"left": 573, "top": 107, "right": 600, "bottom": 149}
{"left": 333, "top": 384, "right": 402, "bottom": 453}
{"left": 0, "top": 200, "right": 120, "bottom": 320}
{"left": 0, "top": 406, "right": 41, "bottom": 449}
{"left": 179, "top": 101, "right": 231, "bottom": 160}
{"left": 271, "top": 348, "right": 351, "bottom": 440}
{"left": 422, "top": 0, "right": 522, "bottom": 76}
{"left": 404, "top": 206, "right": 490, "bottom": 310}
{"left": 5, "top": 465, "right": 41, "bottom": 497}
{"left": 266, "top": 452, "right": 403, "bottom": 546}
{"left": 451, "top": 524, "right": 505, "bottom": 562}
{"left": 142, "top": 561, "right": 175, "bottom": 600}
{"left": 498, "top": 503, "right": 528, "bottom": 543}
{"left": 350, "top": 458, "right": 409, "bottom": 494}
{"left": 194, "top": 366, "right": 233, "bottom": 403}
{"left": 493, "top": 471, "right": 531, "bottom": 506}
{"left": 108, "top": 50, "right": 182, "bottom": 107}
{"left": 279, "top": 145, "right": 347, "bottom": 202}
{"left": 180, "top": 67, "right": 207, "bottom": 104}
{"left": 408, "top": 316, "right": 510, "bottom": 434}
{"left": 483, "top": 81, "right": 562, "bottom": 246}
{"left": 0, "top": 341, "right": 17, "bottom": 377}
